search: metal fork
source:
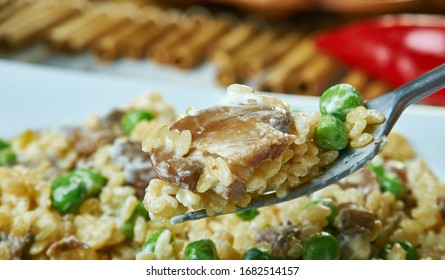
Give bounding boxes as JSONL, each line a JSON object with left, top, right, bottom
{"left": 170, "top": 63, "right": 445, "bottom": 224}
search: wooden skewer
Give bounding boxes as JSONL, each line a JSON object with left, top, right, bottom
{"left": 339, "top": 68, "right": 370, "bottom": 93}
{"left": 93, "top": 20, "right": 139, "bottom": 60}
{"left": 216, "top": 28, "right": 278, "bottom": 85}
{"left": 168, "top": 19, "right": 230, "bottom": 68}
{"left": 260, "top": 38, "right": 316, "bottom": 93}
{"left": 146, "top": 9, "right": 215, "bottom": 64}
{"left": 234, "top": 28, "right": 281, "bottom": 64}
{"left": 117, "top": 6, "right": 167, "bottom": 58}
{"left": 237, "top": 32, "right": 301, "bottom": 81}
{"left": 116, "top": 0, "right": 152, "bottom": 7}
{"left": 216, "top": 63, "right": 241, "bottom": 87}
{"left": 208, "top": 22, "right": 259, "bottom": 64}
{"left": 0, "top": 0, "right": 13, "bottom": 9}
{"left": 146, "top": 22, "right": 196, "bottom": 63}
{"left": 115, "top": 21, "right": 151, "bottom": 56}
{"left": 216, "top": 27, "right": 286, "bottom": 85}
{"left": 0, "top": 0, "right": 15, "bottom": 14}
{"left": 65, "top": 13, "right": 131, "bottom": 53}
{"left": 361, "top": 79, "right": 391, "bottom": 101}
{"left": 0, "top": 1, "right": 26, "bottom": 23}
{"left": 0, "top": 4, "right": 82, "bottom": 49}
{"left": 283, "top": 53, "right": 345, "bottom": 96}
{"left": 0, "top": 0, "right": 48, "bottom": 32}
{"left": 46, "top": 9, "right": 104, "bottom": 49}
{"left": 63, "top": 12, "right": 114, "bottom": 53}
{"left": 1, "top": 4, "right": 56, "bottom": 41}
{"left": 136, "top": 4, "right": 169, "bottom": 24}
{"left": 122, "top": 20, "right": 167, "bottom": 59}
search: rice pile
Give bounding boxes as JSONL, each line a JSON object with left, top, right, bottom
{"left": 1, "top": 91, "right": 444, "bottom": 260}
{"left": 142, "top": 85, "right": 385, "bottom": 223}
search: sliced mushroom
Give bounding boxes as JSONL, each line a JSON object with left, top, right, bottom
{"left": 150, "top": 104, "right": 295, "bottom": 199}
{"left": 111, "top": 139, "right": 158, "bottom": 198}
{"left": 338, "top": 208, "right": 377, "bottom": 235}
{"left": 63, "top": 127, "right": 115, "bottom": 157}
{"left": 256, "top": 226, "right": 302, "bottom": 259}
{"left": 0, "top": 232, "right": 34, "bottom": 259}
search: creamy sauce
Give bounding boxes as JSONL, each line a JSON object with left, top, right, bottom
{"left": 218, "top": 84, "right": 262, "bottom": 106}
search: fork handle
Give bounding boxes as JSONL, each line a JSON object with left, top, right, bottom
{"left": 365, "top": 63, "right": 445, "bottom": 140}
{"left": 392, "top": 63, "right": 445, "bottom": 109}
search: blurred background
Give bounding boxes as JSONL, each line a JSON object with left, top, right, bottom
{"left": 1, "top": 0, "right": 445, "bottom": 105}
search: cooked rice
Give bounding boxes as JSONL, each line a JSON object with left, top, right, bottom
{"left": 346, "top": 105, "right": 386, "bottom": 147}
{"left": 142, "top": 89, "right": 385, "bottom": 222}
{"left": 1, "top": 90, "right": 444, "bottom": 260}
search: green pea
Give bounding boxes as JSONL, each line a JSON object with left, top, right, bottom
{"left": 185, "top": 239, "right": 219, "bottom": 260}
{"left": 142, "top": 229, "right": 174, "bottom": 252}
{"left": 379, "top": 241, "right": 418, "bottom": 260}
{"left": 121, "top": 200, "right": 149, "bottom": 240}
{"left": 314, "top": 115, "right": 349, "bottom": 151}
{"left": 142, "top": 229, "right": 165, "bottom": 252}
{"left": 368, "top": 162, "right": 385, "bottom": 178}
{"left": 121, "top": 217, "right": 136, "bottom": 240}
{"left": 381, "top": 176, "right": 404, "bottom": 200}
{"left": 0, "top": 138, "right": 9, "bottom": 150}
{"left": 134, "top": 200, "right": 150, "bottom": 220}
{"left": 121, "top": 109, "right": 154, "bottom": 134}
{"left": 320, "top": 84, "right": 364, "bottom": 121}
{"left": 398, "top": 241, "right": 418, "bottom": 260}
{"left": 322, "top": 200, "right": 338, "bottom": 225}
{"left": 305, "top": 200, "right": 319, "bottom": 207}
{"left": 51, "top": 174, "right": 87, "bottom": 215}
{"left": 368, "top": 162, "right": 404, "bottom": 200}
{"left": 236, "top": 208, "right": 259, "bottom": 221}
{"left": 70, "top": 168, "right": 106, "bottom": 198}
{"left": 379, "top": 243, "right": 391, "bottom": 259}
{"left": 322, "top": 200, "right": 338, "bottom": 226}
{"left": 303, "top": 232, "right": 341, "bottom": 260}
{"left": 242, "top": 248, "right": 274, "bottom": 260}
{"left": 0, "top": 149, "right": 16, "bottom": 166}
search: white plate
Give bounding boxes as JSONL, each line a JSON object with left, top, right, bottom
{"left": 0, "top": 60, "right": 444, "bottom": 180}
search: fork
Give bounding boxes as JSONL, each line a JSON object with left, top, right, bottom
{"left": 170, "top": 63, "right": 445, "bottom": 224}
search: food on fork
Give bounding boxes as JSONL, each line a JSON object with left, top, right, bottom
{"left": 142, "top": 84, "right": 385, "bottom": 223}
{"left": 2, "top": 88, "right": 445, "bottom": 260}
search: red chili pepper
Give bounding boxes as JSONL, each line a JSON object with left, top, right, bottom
{"left": 314, "top": 14, "right": 445, "bottom": 106}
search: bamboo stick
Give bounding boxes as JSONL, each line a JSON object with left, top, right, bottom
{"left": 216, "top": 27, "right": 286, "bottom": 85}
{"left": 0, "top": 0, "right": 12, "bottom": 9}
{"left": 208, "top": 22, "right": 259, "bottom": 64}
{"left": 283, "top": 53, "right": 345, "bottom": 96}
{"left": 339, "top": 68, "right": 370, "bottom": 94}
{"left": 94, "top": 20, "right": 139, "bottom": 60}
{"left": 168, "top": 19, "right": 230, "bottom": 68}
{"left": 0, "top": 0, "right": 22, "bottom": 22}
{"left": 237, "top": 32, "right": 301, "bottom": 81}
{"left": 111, "top": 6, "right": 167, "bottom": 58}
{"left": 362, "top": 80, "right": 391, "bottom": 100}
{"left": 122, "top": 20, "right": 167, "bottom": 59}
{"left": 46, "top": 9, "right": 104, "bottom": 50}
{"left": 260, "top": 38, "right": 316, "bottom": 93}
{"left": 0, "top": 4, "right": 82, "bottom": 49}
{"left": 216, "top": 63, "right": 241, "bottom": 87}
{"left": 65, "top": 13, "right": 131, "bottom": 53}
{"left": 0, "top": 0, "right": 48, "bottom": 32}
